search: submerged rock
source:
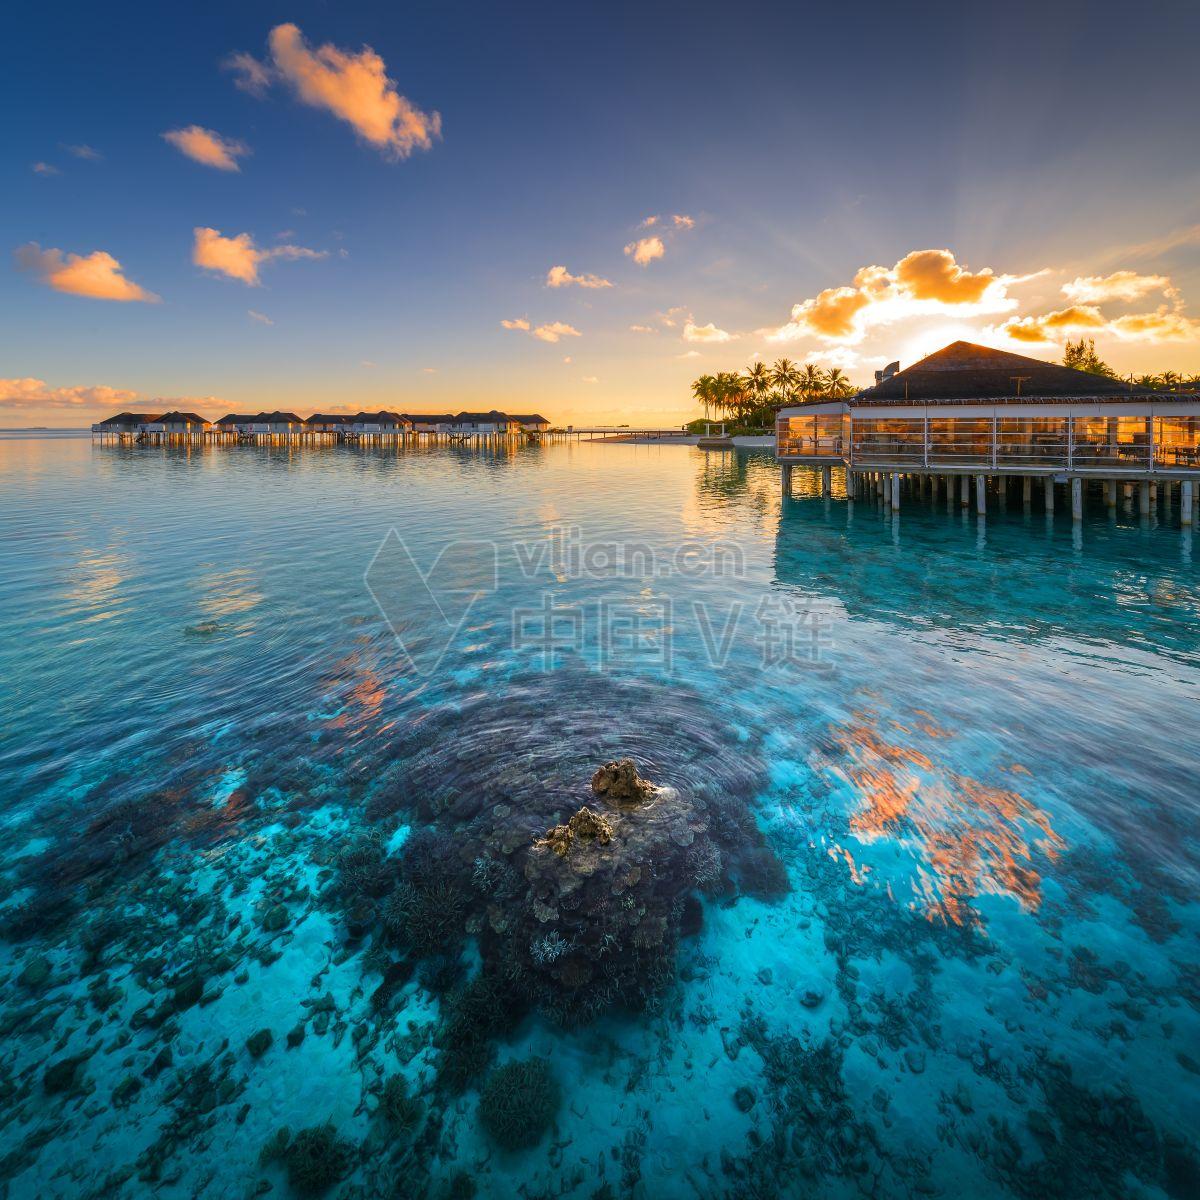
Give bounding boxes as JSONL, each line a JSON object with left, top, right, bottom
{"left": 591, "top": 757, "right": 656, "bottom": 805}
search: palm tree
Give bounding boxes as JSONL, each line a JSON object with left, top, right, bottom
{"left": 824, "top": 367, "right": 854, "bottom": 399}
{"left": 691, "top": 374, "right": 716, "bottom": 420}
{"left": 716, "top": 371, "right": 748, "bottom": 421}
{"left": 799, "top": 363, "right": 826, "bottom": 400}
{"left": 1133, "top": 374, "right": 1161, "bottom": 391}
{"left": 770, "top": 358, "right": 801, "bottom": 405}
{"left": 742, "top": 361, "right": 771, "bottom": 406}
{"left": 1159, "top": 370, "right": 1182, "bottom": 391}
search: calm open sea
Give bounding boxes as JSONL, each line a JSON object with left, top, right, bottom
{"left": 1, "top": 433, "right": 1197, "bottom": 1199}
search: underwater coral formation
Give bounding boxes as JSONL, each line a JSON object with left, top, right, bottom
{"left": 477, "top": 1057, "right": 561, "bottom": 1151}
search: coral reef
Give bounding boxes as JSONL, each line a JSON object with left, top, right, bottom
{"left": 282, "top": 1123, "right": 356, "bottom": 1196}
{"left": 591, "top": 758, "right": 656, "bottom": 805}
{"left": 478, "top": 1058, "right": 561, "bottom": 1151}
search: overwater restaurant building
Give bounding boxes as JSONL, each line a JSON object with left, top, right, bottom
{"left": 776, "top": 342, "right": 1200, "bottom": 516}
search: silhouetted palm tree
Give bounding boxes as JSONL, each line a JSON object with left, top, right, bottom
{"left": 824, "top": 368, "right": 854, "bottom": 398}
{"left": 799, "top": 363, "right": 826, "bottom": 400}
{"left": 770, "top": 358, "right": 800, "bottom": 404}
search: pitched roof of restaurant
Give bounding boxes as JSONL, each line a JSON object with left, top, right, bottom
{"left": 852, "top": 341, "right": 1152, "bottom": 403}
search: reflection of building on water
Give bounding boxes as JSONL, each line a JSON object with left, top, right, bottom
{"left": 776, "top": 341, "right": 1200, "bottom": 526}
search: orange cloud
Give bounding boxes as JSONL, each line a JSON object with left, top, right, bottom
{"left": 629, "top": 324, "right": 656, "bottom": 333}
{"left": 15, "top": 243, "right": 159, "bottom": 302}
{"left": 232, "top": 24, "right": 441, "bottom": 160}
{"left": 501, "top": 317, "right": 531, "bottom": 331}
{"left": 766, "top": 248, "right": 1023, "bottom": 343}
{"left": 892, "top": 248, "right": 997, "bottom": 303}
{"left": 683, "top": 320, "right": 733, "bottom": 343}
{"left": 1061, "top": 270, "right": 1175, "bottom": 304}
{"left": 998, "top": 305, "right": 1107, "bottom": 342}
{"left": 672, "top": 214, "right": 695, "bottom": 230}
{"left": 1108, "top": 308, "right": 1200, "bottom": 341}
{"left": 0, "top": 377, "right": 138, "bottom": 411}
{"left": 624, "top": 236, "right": 664, "bottom": 266}
{"left": 546, "top": 265, "right": 613, "bottom": 289}
{"left": 532, "top": 321, "right": 580, "bottom": 343}
{"left": 162, "top": 125, "right": 250, "bottom": 171}
{"left": 192, "top": 227, "right": 326, "bottom": 286}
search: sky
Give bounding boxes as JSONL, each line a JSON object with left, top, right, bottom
{"left": 3, "top": 0, "right": 1200, "bottom": 427}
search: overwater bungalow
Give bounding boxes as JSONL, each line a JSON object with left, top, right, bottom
{"left": 137, "top": 411, "right": 211, "bottom": 443}
{"left": 406, "top": 413, "right": 457, "bottom": 434}
{"left": 245, "top": 411, "right": 306, "bottom": 437}
{"left": 446, "top": 410, "right": 518, "bottom": 437}
{"left": 776, "top": 341, "right": 1200, "bottom": 521}
{"left": 213, "top": 414, "right": 258, "bottom": 439}
{"left": 305, "top": 413, "right": 353, "bottom": 435}
{"left": 508, "top": 414, "right": 552, "bottom": 433}
{"left": 91, "top": 412, "right": 161, "bottom": 440}
{"left": 348, "top": 411, "right": 412, "bottom": 439}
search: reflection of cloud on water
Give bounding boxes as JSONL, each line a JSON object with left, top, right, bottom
{"left": 61, "top": 547, "right": 129, "bottom": 625}
{"left": 823, "top": 707, "right": 1063, "bottom": 926}
{"left": 194, "top": 568, "right": 264, "bottom": 623}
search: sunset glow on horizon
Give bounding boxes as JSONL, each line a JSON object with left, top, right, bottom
{"left": 4, "top": 1, "right": 1199, "bottom": 426}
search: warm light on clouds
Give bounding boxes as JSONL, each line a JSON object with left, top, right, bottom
{"left": 629, "top": 324, "right": 656, "bottom": 333}
{"left": 671, "top": 214, "right": 695, "bottom": 230}
{"left": 546, "top": 265, "right": 613, "bottom": 289}
{"left": 15, "top": 243, "right": 159, "bottom": 302}
{"left": 228, "top": 24, "right": 441, "bottom": 161}
{"left": 1061, "top": 270, "right": 1175, "bottom": 304}
{"left": 502, "top": 317, "right": 579, "bottom": 342}
{"left": 999, "top": 306, "right": 1106, "bottom": 342}
{"left": 192, "top": 227, "right": 326, "bottom": 286}
{"left": 532, "top": 321, "right": 581, "bottom": 343}
{"left": 0, "top": 377, "right": 137, "bottom": 412}
{"left": 683, "top": 320, "right": 733, "bottom": 343}
{"left": 625, "top": 236, "right": 664, "bottom": 266}
{"left": 162, "top": 125, "right": 250, "bottom": 171}
{"left": 766, "top": 248, "right": 1024, "bottom": 344}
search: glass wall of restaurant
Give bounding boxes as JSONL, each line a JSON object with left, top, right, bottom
{"left": 776, "top": 414, "right": 846, "bottom": 458}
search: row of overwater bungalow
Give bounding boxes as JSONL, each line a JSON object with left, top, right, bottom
{"left": 775, "top": 340, "right": 1200, "bottom": 524}
{"left": 92, "top": 409, "right": 553, "bottom": 444}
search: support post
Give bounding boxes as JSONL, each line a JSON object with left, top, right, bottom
{"left": 1044, "top": 476, "right": 1055, "bottom": 513}
{"left": 1071, "top": 477, "right": 1083, "bottom": 521}
{"left": 1139, "top": 481, "right": 1151, "bottom": 515}
{"left": 821, "top": 465, "right": 832, "bottom": 497}
{"left": 1023, "top": 475, "right": 1032, "bottom": 505}
{"left": 781, "top": 463, "right": 792, "bottom": 497}
{"left": 975, "top": 474, "right": 986, "bottom": 514}
{"left": 960, "top": 474, "right": 970, "bottom": 507}
{"left": 1183, "top": 480, "right": 1194, "bottom": 526}
{"left": 891, "top": 473, "right": 901, "bottom": 510}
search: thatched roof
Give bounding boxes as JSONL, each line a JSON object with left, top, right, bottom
{"left": 452, "top": 410, "right": 512, "bottom": 422}
{"left": 305, "top": 413, "right": 352, "bottom": 425}
{"left": 155, "top": 411, "right": 210, "bottom": 425}
{"left": 351, "top": 410, "right": 409, "bottom": 424}
{"left": 214, "top": 414, "right": 257, "bottom": 426}
{"left": 509, "top": 414, "right": 550, "bottom": 424}
{"left": 96, "top": 412, "right": 160, "bottom": 426}
{"left": 853, "top": 341, "right": 1154, "bottom": 403}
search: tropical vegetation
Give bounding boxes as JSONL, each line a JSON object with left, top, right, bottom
{"left": 690, "top": 359, "right": 857, "bottom": 430}
{"left": 1064, "top": 338, "right": 1200, "bottom": 390}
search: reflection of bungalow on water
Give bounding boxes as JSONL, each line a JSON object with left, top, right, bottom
{"left": 776, "top": 341, "right": 1200, "bottom": 524}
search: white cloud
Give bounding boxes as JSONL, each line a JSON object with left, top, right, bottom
{"left": 671, "top": 214, "right": 695, "bottom": 230}
{"left": 676, "top": 350, "right": 701, "bottom": 359}
{"left": 248, "top": 309, "right": 274, "bottom": 325}
{"left": 582, "top": 375, "right": 598, "bottom": 383}
{"left": 15, "top": 243, "right": 159, "bottom": 302}
{"left": 32, "top": 162, "right": 60, "bottom": 176}
{"left": 629, "top": 324, "right": 656, "bottom": 333}
{"left": 624, "top": 236, "right": 664, "bottom": 266}
{"left": 192, "top": 227, "right": 326, "bottom": 286}
{"left": 163, "top": 126, "right": 250, "bottom": 171}
{"left": 64, "top": 144, "right": 102, "bottom": 161}
{"left": 683, "top": 320, "right": 733, "bottom": 343}
{"left": 546, "top": 264, "right": 613, "bottom": 289}
{"left": 226, "top": 24, "right": 441, "bottom": 160}
{"left": 1061, "top": 270, "right": 1176, "bottom": 304}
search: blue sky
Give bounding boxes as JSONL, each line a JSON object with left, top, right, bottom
{"left": 4, "top": 0, "right": 1200, "bottom": 424}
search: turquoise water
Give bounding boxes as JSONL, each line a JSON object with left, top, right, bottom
{"left": 1, "top": 434, "right": 1198, "bottom": 1199}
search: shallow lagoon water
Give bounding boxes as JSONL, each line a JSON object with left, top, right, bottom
{"left": 1, "top": 434, "right": 1198, "bottom": 1199}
